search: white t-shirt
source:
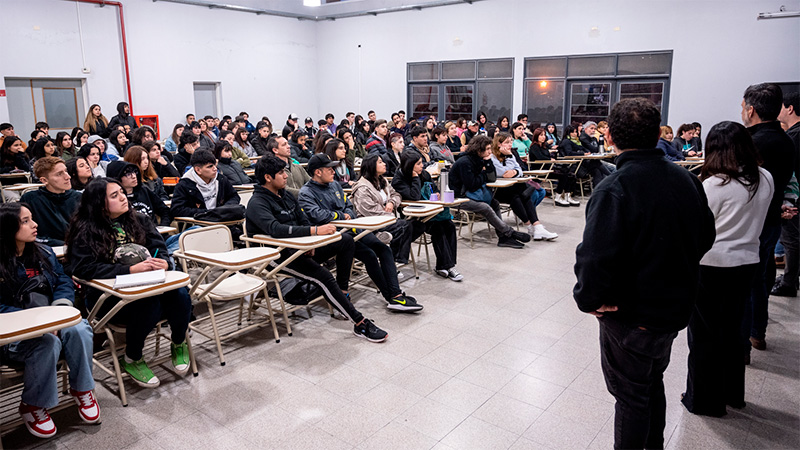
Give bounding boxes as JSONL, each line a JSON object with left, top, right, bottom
{"left": 700, "top": 167, "right": 774, "bottom": 267}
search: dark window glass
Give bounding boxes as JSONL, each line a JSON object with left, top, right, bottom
{"left": 444, "top": 84, "right": 474, "bottom": 120}
{"left": 525, "top": 80, "right": 565, "bottom": 126}
{"left": 525, "top": 58, "right": 567, "bottom": 78}
{"left": 617, "top": 53, "right": 672, "bottom": 75}
{"left": 409, "top": 63, "right": 439, "bottom": 81}
{"left": 410, "top": 85, "right": 439, "bottom": 118}
{"left": 442, "top": 62, "right": 475, "bottom": 80}
{"left": 567, "top": 56, "right": 616, "bottom": 77}
{"left": 478, "top": 60, "right": 513, "bottom": 79}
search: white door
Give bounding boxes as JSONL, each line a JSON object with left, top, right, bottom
{"left": 5, "top": 78, "right": 85, "bottom": 137}
{"left": 193, "top": 82, "right": 219, "bottom": 118}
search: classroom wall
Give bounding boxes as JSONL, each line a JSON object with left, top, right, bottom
{"left": 1, "top": 0, "right": 798, "bottom": 135}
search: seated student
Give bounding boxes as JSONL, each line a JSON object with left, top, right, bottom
{"left": 0, "top": 203, "right": 100, "bottom": 439}
{"left": 20, "top": 157, "right": 81, "bottom": 246}
{"left": 449, "top": 135, "right": 532, "bottom": 249}
{"left": 429, "top": 127, "right": 455, "bottom": 164}
{"left": 174, "top": 131, "right": 200, "bottom": 174}
{"left": 213, "top": 141, "right": 251, "bottom": 186}
{"left": 106, "top": 130, "right": 129, "bottom": 160}
{"left": 170, "top": 149, "right": 240, "bottom": 218}
{"left": 298, "top": 154, "right": 423, "bottom": 312}
{"left": 143, "top": 141, "right": 179, "bottom": 179}
{"left": 164, "top": 124, "right": 183, "bottom": 154}
{"left": 490, "top": 133, "right": 558, "bottom": 240}
{"left": 124, "top": 145, "right": 169, "bottom": 201}
{"left": 337, "top": 127, "right": 366, "bottom": 166}
{"left": 324, "top": 138, "right": 357, "bottom": 188}
{"left": 365, "top": 119, "right": 389, "bottom": 157}
{"left": 219, "top": 130, "right": 251, "bottom": 168}
{"left": 107, "top": 161, "right": 171, "bottom": 227}
{"left": 129, "top": 126, "right": 156, "bottom": 147}
{"left": 28, "top": 130, "right": 46, "bottom": 154}
{"left": 579, "top": 121, "right": 601, "bottom": 153}
{"left": 510, "top": 122, "right": 532, "bottom": 159}
{"left": 65, "top": 178, "right": 191, "bottom": 388}
{"left": 267, "top": 136, "right": 310, "bottom": 198}
{"left": 107, "top": 101, "right": 137, "bottom": 132}
{"left": 250, "top": 121, "right": 273, "bottom": 156}
{"left": 29, "top": 137, "right": 58, "bottom": 167}
{"left": 381, "top": 132, "right": 404, "bottom": 176}
{"left": 657, "top": 125, "right": 683, "bottom": 161}
{"left": 233, "top": 127, "right": 257, "bottom": 158}
{"left": 78, "top": 143, "right": 107, "bottom": 178}
{"left": 528, "top": 128, "right": 579, "bottom": 207}
{"left": 245, "top": 157, "right": 388, "bottom": 342}
{"left": 1, "top": 136, "right": 33, "bottom": 177}
{"left": 54, "top": 132, "right": 76, "bottom": 161}
{"left": 313, "top": 131, "right": 333, "bottom": 156}
{"left": 391, "top": 151, "right": 464, "bottom": 281}
{"left": 197, "top": 120, "right": 216, "bottom": 149}
{"left": 65, "top": 156, "right": 93, "bottom": 192}
{"left": 674, "top": 123, "right": 701, "bottom": 158}
{"left": 351, "top": 154, "right": 413, "bottom": 264}
{"left": 559, "top": 124, "right": 611, "bottom": 186}
{"left": 405, "top": 126, "right": 443, "bottom": 168}
{"left": 289, "top": 129, "right": 313, "bottom": 163}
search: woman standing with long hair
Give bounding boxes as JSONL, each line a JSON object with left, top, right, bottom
{"left": 83, "top": 104, "right": 109, "bottom": 137}
{"left": 681, "top": 121, "right": 774, "bottom": 417}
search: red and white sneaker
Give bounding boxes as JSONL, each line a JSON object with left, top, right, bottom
{"left": 19, "top": 402, "right": 57, "bottom": 439}
{"left": 70, "top": 389, "right": 101, "bottom": 424}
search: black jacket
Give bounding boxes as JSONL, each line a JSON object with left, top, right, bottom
{"left": 579, "top": 132, "right": 599, "bottom": 153}
{"left": 0, "top": 153, "right": 32, "bottom": 174}
{"left": 573, "top": 149, "right": 715, "bottom": 333}
{"left": 174, "top": 148, "right": 192, "bottom": 174}
{"left": 391, "top": 168, "right": 434, "bottom": 201}
{"left": 20, "top": 187, "right": 82, "bottom": 246}
{"left": 289, "top": 140, "right": 312, "bottom": 163}
{"left": 672, "top": 137, "right": 699, "bottom": 157}
{"left": 153, "top": 158, "right": 180, "bottom": 179}
{"left": 106, "top": 161, "right": 171, "bottom": 226}
{"left": 786, "top": 121, "right": 800, "bottom": 182}
{"left": 749, "top": 121, "right": 795, "bottom": 226}
{"left": 217, "top": 158, "right": 251, "bottom": 186}
{"left": 245, "top": 185, "right": 313, "bottom": 238}
{"left": 448, "top": 151, "right": 496, "bottom": 197}
{"left": 108, "top": 109, "right": 138, "bottom": 132}
{"left": 529, "top": 143, "right": 552, "bottom": 162}
{"left": 251, "top": 135, "right": 271, "bottom": 157}
{"left": 382, "top": 150, "right": 401, "bottom": 177}
{"left": 282, "top": 122, "right": 296, "bottom": 140}
{"left": 558, "top": 138, "right": 585, "bottom": 157}
{"left": 170, "top": 174, "right": 240, "bottom": 218}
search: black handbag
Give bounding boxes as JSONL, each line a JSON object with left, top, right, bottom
{"left": 268, "top": 278, "right": 322, "bottom": 306}
{"left": 14, "top": 273, "right": 52, "bottom": 310}
{"left": 193, "top": 204, "right": 245, "bottom": 222}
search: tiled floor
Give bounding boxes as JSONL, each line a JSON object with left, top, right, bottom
{"left": 4, "top": 204, "right": 799, "bottom": 449}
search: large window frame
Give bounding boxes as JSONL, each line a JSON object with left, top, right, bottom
{"left": 408, "top": 58, "right": 514, "bottom": 123}
{"left": 523, "top": 51, "right": 672, "bottom": 128}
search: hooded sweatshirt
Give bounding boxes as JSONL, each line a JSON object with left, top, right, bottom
{"left": 20, "top": 186, "right": 82, "bottom": 246}
{"left": 170, "top": 167, "right": 239, "bottom": 218}
{"left": 106, "top": 161, "right": 171, "bottom": 226}
{"left": 108, "top": 102, "right": 138, "bottom": 131}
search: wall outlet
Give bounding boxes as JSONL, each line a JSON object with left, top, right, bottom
{"left": 82, "top": 67, "right": 91, "bottom": 74}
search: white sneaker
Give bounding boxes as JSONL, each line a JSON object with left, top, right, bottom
{"left": 376, "top": 231, "right": 393, "bottom": 245}
{"left": 533, "top": 224, "right": 558, "bottom": 241}
{"left": 436, "top": 268, "right": 464, "bottom": 282}
{"left": 554, "top": 193, "right": 570, "bottom": 207}
{"left": 566, "top": 193, "right": 580, "bottom": 206}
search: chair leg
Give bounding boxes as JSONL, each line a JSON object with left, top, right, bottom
{"left": 261, "top": 287, "right": 281, "bottom": 343}
{"left": 203, "top": 299, "right": 226, "bottom": 366}
{"left": 409, "top": 247, "right": 419, "bottom": 279}
{"left": 423, "top": 234, "right": 431, "bottom": 271}
{"left": 105, "top": 329, "right": 128, "bottom": 407}
{"left": 185, "top": 330, "right": 199, "bottom": 377}
{"left": 272, "top": 278, "right": 293, "bottom": 336}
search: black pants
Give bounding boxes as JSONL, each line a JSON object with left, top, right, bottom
{"left": 586, "top": 160, "right": 611, "bottom": 186}
{"left": 683, "top": 264, "right": 756, "bottom": 417}
{"left": 384, "top": 219, "right": 414, "bottom": 264}
{"left": 778, "top": 215, "right": 799, "bottom": 290}
{"left": 553, "top": 167, "right": 578, "bottom": 194}
{"left": 90, "top": 287, "right": 192, "bottom": 361}
{"left": 494, "top": 183, "right": 538, "bottom": 224}
{"left": 280, "top": 236, "right": 364, "bottom": 324}
{"left": 411, "top": 219, "right": 458, "bottom": 271}
{"left": 352, "top": 232, "right": 401, "bottom": 300}
{"left": 599, "top": 317, "right": 678, "bottom": 450}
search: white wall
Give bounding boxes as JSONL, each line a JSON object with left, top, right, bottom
{"left": 316, "top": 0, "right": 800, "bottom": 130}
{"left": 1, "top": 0, "right": 799, "bottom": 135}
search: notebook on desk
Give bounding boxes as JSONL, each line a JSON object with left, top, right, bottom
{"left": 114, "top": 269, "right": 166, "bottom": 289}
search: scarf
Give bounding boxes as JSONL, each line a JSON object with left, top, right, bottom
{"left": 183, "top": 168, "right": 219, "bottom": 210}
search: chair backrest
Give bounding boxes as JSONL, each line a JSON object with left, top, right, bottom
{"left": 179, "top": 225, "right": 233, "bottom": 253}
{"left": 239, "top": 191, "right": 253, "bottom": 207}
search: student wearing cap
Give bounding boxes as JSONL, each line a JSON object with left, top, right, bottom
{"left": 282, "top": 113, "right": 299, "bottom": 140}
{"left": 303, "top": 117, "right": 318, "bottom": 141}
{"left": 461, "top": 121, "right": 481, "bottom": 147}
{"left": 298, "top": 154, "right": 424, "bottom": 313}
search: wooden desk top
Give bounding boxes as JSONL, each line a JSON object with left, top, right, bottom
{"left": 330, "top": 216, "right": 396, "bottom": 230}
{"left": 246, "top": 232, "right": 343, "bottom": 250}
{"left": 401, "top": 198, "right": 469, "bottom": 207}
{"left": 0, "top": 306, "right": 82, "bottom": 346}
{"left": 0, "top": 172, "right": 30, "bottom": 178}
{"left": 3, "top": 183, "right": 43, "bottom": 192}
{"left": 233, "top": 184, "right": 255, "bottom": 190}
{"left": 174, "top": 217, "right": 245, "bottom": 227}
{"left": 157, "top": 226, "right": 178, "bottom": 235}
{"left": 180, "top": 247, "right": 280, "bottom": 268}
{"left": 523, "top": 170, "right": 553, "bottom": 176}
{"left": 83, "top": 271, "right": 190, "bottom": 298}
{"left": 487, "top": 179, "right": 518, "bottom": 188}
{"left": 401, "top": 203, "right": 444, "bottom": 218}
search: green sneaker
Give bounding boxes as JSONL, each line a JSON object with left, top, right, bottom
{"left": 170, "top": 342, "right": 190, "bottom": 375}
{"left": 119, "top": 357, "right": 160, "bottom": 388}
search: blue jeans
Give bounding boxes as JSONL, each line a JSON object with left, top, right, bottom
{"left": 743, "top": 224, "right": 781, "bottom": 348}
{"left": 530, "top": 187, "right": 546, "bottom": 207}
{"left": 3, "top": 319, "right": 95, "bottom": 408}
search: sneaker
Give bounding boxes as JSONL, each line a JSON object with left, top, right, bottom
{"left": 387, "top": 294, "right": 424, "bottom": 312}
{"left": 554, "top": 193, "right": 570, "bottom": 207}
{"left": 171, "top": 342, "right": 191, "bottom": 375}
{"left": 532, "top": 224, "right": 558, "bottom": 241}
{"left": 19, "top": 403, "right": 56, "bottom": 439}
{"left": 511, "top": 230, "right": 531, "bottom": 243}
{"left": 397, "top": 271, "right": 405, "bottom": 281}
{"left": 770, "top": 283, "right": 797, "bottom": 297}
{"left": 498, "top": 235, "right": 524, "bottom": 249}
{"left": 566, "top": 193, "right": 580, "bottom": 206}
{"left": 376, "top": 231, "right": 393, "bottom": 245}
{"left": 119, "top": 356, "right": 160, "bottom": 388}
{"left": 436, "top": 268, "right": 464, "bottom": 282}
{"left": 353, "top": 319, "right": 388, "bottom": 343}
{"left": 70, "top": 389, "right": 101, "bottom": 424}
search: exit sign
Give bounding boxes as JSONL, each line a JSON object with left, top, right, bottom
{"left": 0, "top": 90, "right": 5, "bottom": 97}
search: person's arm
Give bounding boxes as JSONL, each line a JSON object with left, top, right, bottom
{"left": 148, "top": 189, "right": 172, "bottom": 226}
{"left": 169, "top": 182, "right": 201, "bottom": 218}
{"left": 352, "top": 183, "right": 390, "bottom": 217}
{"left": 140, "top": 215, "right": 170, "bottom": 267}
{"left": 490, "top": 156, "right": 508, "bottom": 177}
{"left": 391, "top": 175, "right": 422, "bottom": 201}
{"left": 218, "top": 177, "right": 241, "bottom": 206}
{"left": 343, "top": 187, "right": 357, "bottom": 218}
{"left": 298, "top": 187, "right": 337, "bottom": 224}
{"left": 388, "top": 184, "right": 403, "bottom": 209}
{"left": 66, "top": 236, "right": 131, "bottom": 280}
{"left": 246, "top": 197, "right": 311, "bottom": 238}
{"left": 231, "top": 146, "right": 251, "bottom": 168}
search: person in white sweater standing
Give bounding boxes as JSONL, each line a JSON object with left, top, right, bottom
{"left": 682, "top": 121, "right": 774, "bottom": 417}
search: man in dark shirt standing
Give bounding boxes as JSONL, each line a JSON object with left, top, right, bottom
{"left": 772, "top": 92, "right": 800, "bottom": 297}
{"left": 741, "top": 83, "right": 795, "bottom": 356}
{"left": 573, "top": 98, "right": 715, "bottom": 449}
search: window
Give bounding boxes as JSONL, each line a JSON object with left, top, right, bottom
{"left": 525, "top": 80, "right": 564, "bottom": 125}
{"left": 569, "top": 83, "right": 612, "bottom": 124}
{"left": 617, "top": 53, "right": 672, "bottom": 76}
{"left": 567, "top": 55, "right": 616, "bottom": 77}
{"left": 619, "top": 82, "right": 665, "bottom": 111}
{"left": 408, "top": 58, "right": 514, "bottom": 123}
{"left": 42, "top": 88, "right": 79, "bottom": 129}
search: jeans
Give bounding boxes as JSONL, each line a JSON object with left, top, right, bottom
{"left": 599, "top": 317, "right": 678, "bottom": 450}
{"left": 743, "top": 224, "right": 781, "bottom": 349}
{"left": 683, "top": 264, "right": 756, "bottom": 416}
{"left": 352, "top": 232, "right": 402, "bottom": 300}
{"left": 383, "top": 219, "right": 414, "bottom": 264}
{"left": 411, "top": 219, "right": 458, "bottom": 271}
{"left": 530, "top": 187, "right": 546, "bottom": 207}
{"left": 3, "top": 319, "right": 95, "bottom": 408}
{"left": 165, "top": 226, "right": 202, "bottom": 254}
{"left": 456, "top": 199, "right": 513, "bottom": 237}
{"left": 777, "top": 215, "right": 799, "bottom": 290}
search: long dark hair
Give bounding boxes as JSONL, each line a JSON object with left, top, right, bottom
{"left": 324, "top": 138, "right": 354, "bottom": 173}
{"left": 30, "top": 137, "right": 56, "bottom": 160}
{"left": 66, "top": 156, "right": 93, "bottom": 190}
{"left": 0, "top": 203, "right": 51, "bottom": 287}
{"left": 65, "top": 178, "right": 146, "bottom": 261}
{"left": 400, "top": 150, "right": 423, "bottom": 179}
{"left": 360, "top": 153, "right": 387, "bottom": 190}
{"left": 1, "top": 136, "right": 26, "bottom": 166}
{"left": 55, "top": 131, "right": 74, "bottom": 155}
{"left": 700, "top": 121, "right": 762, "bottom": 199}
{"left": 171, "top": 123, "right": 184, "bottom": 144}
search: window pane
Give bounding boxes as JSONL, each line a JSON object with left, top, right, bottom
{"left": 525, "top": 80, "right": 564, "bottom": 126}
{"left": 444, "top": 84, "right": 473, "bottom": 121}
{"left": 525, "top": 58, "right": 567, "bottom": 79}
{"left": 442, "top": 62, "right": 475, "bottom": 80}
{"left": 619, "top": 82, "right": 664, "bottom": 111}
{"left": 409, "top": 63, "right": 439, "bottom": 81}
{"left": 43, "top": 88, "right": 78, "bottom": 129}
{"left": 410, "top": 85, "right": 439, "bottom": 118}
{"left": 567, "top": 56, "right": 616, "bottom": 77}
{"left": 478, "top": 59, "right": 513, "bottom": 79}
{"left": 476, "top": 81, "right": 512, "bottom": 123}
{"left": 570, "top": 82, "right": 611, "bottom": 125}
{"left": 617, "top": 53, "right": 671, "bottom": 75}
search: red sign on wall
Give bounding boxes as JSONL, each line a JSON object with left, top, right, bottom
{"left": 0, "top": 90, "right": 6, "bottom": 97}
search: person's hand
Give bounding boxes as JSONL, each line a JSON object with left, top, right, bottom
{"left": 130, "top": 260, "right": 159, "bottom": 273}
{"left": 316, "top": 224, "right": 337, "bottom": 235}
{"left": 384, "top": 203, "right": 395, "bottom": 213}
{"left": 158, "top": 156, "right": 168, "bottom": 165}
{"left": 503, "top": 170, "right": 516, "bottom": 178}
{"left": 584, "top": 152, "right": 591, "bottom": 156}
{"left": 460, "top": 145, "right": 468, "bottom": 152}
{"left": 148, "top": 257, "right": 169, "bottom": 270}
{"left": 781, "top": 205, "right": 798, "bottom": 219}
{"left": 546, "top": 139, "right": 554, "bottom": 145}
{"left": 343, "top": 213, "right": 352, "bottom": 220}
{"left": 587, "top": 305, "right": 618, "bottom": 317}
{"left": 688, "top": 151, "right": 697, "bottom": 157}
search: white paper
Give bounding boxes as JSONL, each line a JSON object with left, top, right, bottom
{"left": 114, "top": 269, "right": 166, "bottom": 289}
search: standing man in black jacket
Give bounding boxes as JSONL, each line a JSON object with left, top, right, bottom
{"left": 741, "top": 83, "right": 796, "bottom": 355}
{"left": 573, "top": 98, "right": 715, "bottom": 450}
{"left": 772, "top": 92, "right": 800, "bottom": 297}
{"left": 245, "top": 157, "right": 388, "bottom": 342}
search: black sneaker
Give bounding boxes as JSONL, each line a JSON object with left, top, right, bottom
{"left": 498, "top": 235, "right": 524, "bottom": 249}
{"left": 770, "top": 283, "right": 797, "bottom": 297}
{"left": 353, "top": 319, "right": 388, "bottom": 343}
{"left": 387, "top": 294, "right": 424, "bottom": 313}
{"left": 511, "top": 230, "right": 531, "bottom": 243}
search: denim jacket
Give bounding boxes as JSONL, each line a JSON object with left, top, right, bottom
{"left": 0, "top": 245, "right": 75, "bottom": 313}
